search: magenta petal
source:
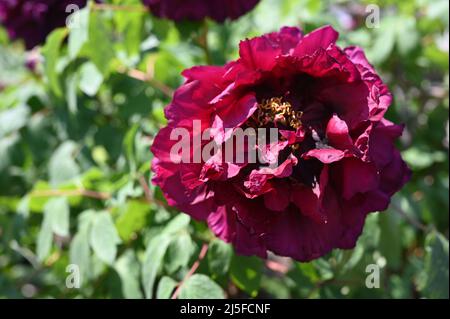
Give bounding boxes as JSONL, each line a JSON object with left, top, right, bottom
{"left": 264, "top": 188, "right": 344, "bottom": 262}
{"left": 264, "top": 182, "right": 290, "bottom": 212}
{"left": 239, "top": 26, "right": 303, "bottom": 71}
{"left": 339, "top": 158, "right": 380, "bottom": 200}
{"left": 242, "top": 155, "right": 297, "bottom": 198}
{"left": 155, "top": 171, "right": 214, "bottom": 221}
{"left": 208, "top": 205, "right": 267, "bottom": 258}
{"left": 345, "top": 46, "right": 393, "bottom": 122}
{"left": 291, "top": 165, "right": 329, "bottom": 223}
{"left": 200, "top": 153, "right": 243, "bottom": 182}
{"left": 255, "top": 154, "right": 298, "bottom": 178}
{"left": 143, "top": 0, "right": 260, "bottom": 22}
{"left": 326, "top": 114, "right": 353, "bottom": 149}
{"left": 304, "top": 148, "right": 345, "bottom": 163}
{"left": 280, "top": 128, "right": 306, "bottom": 145}
{"left": 379, "top": 149, "right": 412, "bottom": 196}
{"left": 292, "top": 185, "right": 324, "bottom": 224}
{"left": 293, "top": 25, "right": 339, "bottom": 57}
{"left": 318, "top": 81, "right": 370, "bottom": 130}
{"left": 370, "top": 120, "right": 405, "bottom": 169}
{"left": 218, "top": 93, "right": 258, "bottom": 129}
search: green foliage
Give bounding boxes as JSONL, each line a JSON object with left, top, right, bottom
{"left": 208, "top": 239, "right": 233, "bottom": 277}
{"left": 230, "top": 255, "right": 263, "bottom": 297}
{"left": 0, "top": 0, "right": 448, "bottom": 299}
{"left": 418, "top": 231, "right": 449, "bottom": 299}
{"left": 179, "top": 274, "right": 225, "bottom": 299}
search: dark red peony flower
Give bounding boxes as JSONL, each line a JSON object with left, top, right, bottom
{"left": 151, "top": 26, "right": 411, "bottom": 262}
{"left": 0, "top": 0, "right": 89, "bottom": 49}
{"left": 143, "top": 0, "right": 260, "bottom": 22}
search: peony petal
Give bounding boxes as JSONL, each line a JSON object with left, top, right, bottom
{"left": 239, "top": 26, "right": 303, "bottom": 71}
{"left": 378, "top": 149, "right": 412, "bottom": 196}
{"left": 264, "top": 181, "right": 291, "bottom": 212}
{"left": 143, "top": 0, "right": 260, "bottom": 22}
{"left": 326, "top": 114, "right": 354, "bottom": 149}
{"left": 304, "top": 148, "right": 345, "bottom": 163}
{"left": 369, "top": 120, "right": 405, "bottom": 169}
{"left": 337, "top": 158, "right": 380, "bottom": 200}
{"left": 293, "top": 25, "right": 339, "bottom": 57}
{"left": 207, "top": 205, "right": 267, "bottom": 257}
{"left": 263, "top": 186, "right": 344, "bottom": 262}
{"left": 345, "top": 46, "right": 393, "bottom": 122}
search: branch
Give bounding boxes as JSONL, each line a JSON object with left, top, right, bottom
{"left": 30, "top": 189, "right": 111, "bottom": 200}
{"left": 9, "top": 240, "right": 40, "bottom": 269}
{"left": 124, "top": 68, "right": 174, "bottom": 98}
{"left": 197, "top": 21, "right": 213, "bottom": 65}
{"left": 265, "top": 260, "right": 290, "bottom": 274}
{"left": 138, "top": 175, "right": 171, "bottom": 208}
{"left": 391, "top": 202, "right": 430, "bottom": 232}
{"left": 171, "top": 243, "right": 209, "bottom": 299}
{"left": 139, "top": 175, "right": 153, "bottom": 203}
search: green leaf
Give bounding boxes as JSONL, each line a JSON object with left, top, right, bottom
{"left": 163, "top": 214, "right": 191, "bottom": 235}
{"left": 113, "top": 10, "right": 144, "bottom": 60}
{"left": 369, "top": 17, "right": 396, "bottom": 64}
{"left": 208, "top": 239, "right": 233, "bottom": 277}
{"left": 89, "top": 211, "right": 121, "bottom": 265}
{"left": 86, "top": 12, "right": 114, "bottom": 76}
{"left": 0, "top": 105, "right": 30, "bottom": 137}
{"left": 69, "top": 227, "right": 91, "bottom": 285}
{"left": 115, "top": 200, "right": 151, "bottom": 241}
{"left": 115, "top": 250, "right": 143, "bottom": 299}
{"left": 142, "top": 234, "right": 172, "bottom": 299}
{"left": 165, "top": 233, "right": 195, "bottom": 274}
{"left": 65, "top": 72, "right": 78, "bottom": 114}
{"left": 156, "top": 276, "right": 177, "bottom": 299}
{"left": 427, "top": 0, "right": 449, "bottom": 24}
{"left": 230, "top": 255, "right": 263, "bottom": 297}
{"left": 45, "top": 197, "right": 70, "bottom": 237}
{"left": 154, "top": 51, "right": 185, "bottom": 86}
{"left": 418, "top": 231, "right": 449, "bottom": 299}
{"left": 402, "top": 148, "right": 447, "bottom": 170}
{"left": 378, "top": 212, "right": 402, "bottom": 270}
{"left": 123, "top": 123, "right": 139, "bottom": 173}
{"left": 36, "top": 197, "right": 70, "bottom": 262}
{"left": 78, "top": 62, "right": 103, "bottom": 96}
{"left": 36, "top": 211, "right": 53, "bottom": 262}
{"left": 48, "top": 141, "right": 80, "bottom": 186}
{"left": 174, "top": 21, "right": 203, "bottom": 39}
{"left": 396, "top": 17, "right": 419, "bottom": 55}
{"left": 78, "top": 209, "right": 97, "bottom": 231}
{"left": 179, "top": 274, "right": 225, "bottom": 299}
{"left": 42, "top": 28, "right": 68, "bottom": 96}
{"left": 68, "top": 7, "right": 90, "bottom": 59}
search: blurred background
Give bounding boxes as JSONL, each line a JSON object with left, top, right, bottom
{"left": 0, "top": 0, "right": 448, "bottom": 299}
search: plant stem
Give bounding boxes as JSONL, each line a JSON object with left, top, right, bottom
{"left": 171, "top": 243, "right": 209, "bottom": 299}
{"left": 199, "top": 21, "right": 213, "bottom": 65}
{"left": 30, "top": 189, "right": 111, "bottom": 200}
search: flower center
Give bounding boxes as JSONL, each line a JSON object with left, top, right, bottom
{"left": 251, "top": 97, "right": 303, "bottom": 129}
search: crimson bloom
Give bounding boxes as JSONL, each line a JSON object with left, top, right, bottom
{"left": 0, "top": 0, "right": 89, "bottom": 49}
{"left": 151, "top": 26, "right": 411, "bottom": 262}
{"left": 143, "top": 0, "right": 260, "bottom": 22}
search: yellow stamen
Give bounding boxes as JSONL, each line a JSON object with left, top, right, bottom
{"left": 251, "top": 97, "right": 303, "bottom": 129}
